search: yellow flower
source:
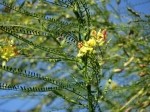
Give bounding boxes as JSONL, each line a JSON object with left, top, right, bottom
{"left": 0, "top": 45, "right": 19, "bottom": 61}
{"left": 81, "top": 46, "right": 93, "bottom": 53}
{"left": 97, "top": 29, "right": 104, "bottom": 40}
{"left": 77, "top": 28, "right": 107, "bottom": 57}
{"left": 97, "top": 38, "right": 105, "bottom": 46}
{"left": 90, "top": 29, "right": 107, "bottom": 44}
{"left": 77, "top": 46, "right": 93, "bottom": 57}
{"left": 86, "top": 38, "right": 96, "bottom": 47}
{"left": 102, "top": 29, "right": 107, "bottom": 41}
{"left": 77, "top": 42, "right": 83, "bottom": 48}
{"left": 95, "top": 29, "right": 107, "bottom": 46}
{"left": 90, "top": 30, "right": 97, "bottom": 37}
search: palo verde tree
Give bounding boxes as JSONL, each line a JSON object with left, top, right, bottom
{"left": 0, "top": 0, "right": 149, "bottom": 112}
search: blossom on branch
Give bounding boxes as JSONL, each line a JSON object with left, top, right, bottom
{"left": 77, "top": 29, "right": 107, "bottom": 57}
{"left": 0, "top": 45, "right": 19, "bottom": 61}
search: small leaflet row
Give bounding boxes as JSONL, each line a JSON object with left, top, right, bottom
{"left": 0, "top": 65, "right": 85, "bottom": 89}
{"left": 0, "top": 0, "right": 74, "bottom": 26}
{"left": 127, "top": 7, "right": 140, "bottom": 17}
{"left": 0, "top": 25, "right": 69, "bottom": 57}
{"left": 0, "top": 25, "right": 48, "bottom": 36}
{"left": 0, "top": 83, "right": 67, "bottom": 92}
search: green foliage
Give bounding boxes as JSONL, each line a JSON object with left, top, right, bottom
{"left": 0, "top": 0, "right": 150, "bottom": 111}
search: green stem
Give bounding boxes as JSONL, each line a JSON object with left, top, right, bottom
{"left": 83, "top": 54, "right": 94, "bottom": 111}
{"left": 87, "top": 84, "right": 94, "bottom": 112}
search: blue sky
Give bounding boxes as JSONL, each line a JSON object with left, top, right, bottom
{"left": 107, "top": 0, "right": 150, "bottom": 23}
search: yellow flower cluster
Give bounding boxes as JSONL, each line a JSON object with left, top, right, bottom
{"left": 0, "top": 45, "right": 19, "bottom": 61}
{"left": 77, "top": 29, "right": 107, "bottom": 57}
{"left": 90, "top": 29, "right": 107, "bottom": 45}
